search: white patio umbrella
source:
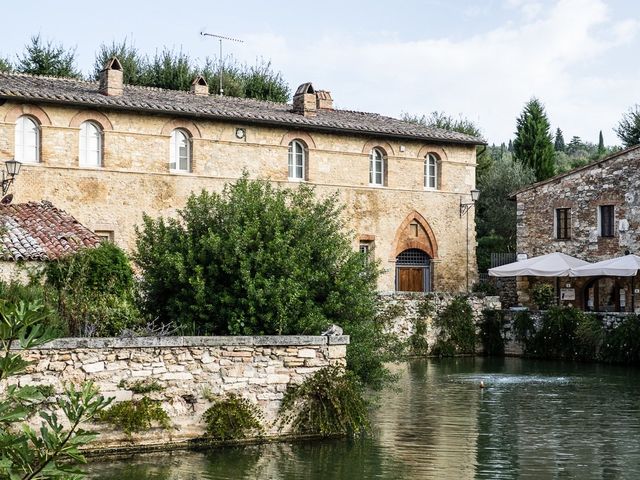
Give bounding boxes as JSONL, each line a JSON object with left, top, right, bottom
{"left": 570, "top": 254, "right": 640, "bottom": 277}
{"left": 488, "top": 252, "right": 590, "bottom": 277}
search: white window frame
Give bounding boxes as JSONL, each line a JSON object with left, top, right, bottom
{"left": 15, "top": 116, "right": 40, "bottom": 163}
{"left": 170, "top": 129, "right": 191, "bottom": 172}
{"left": 79, "top": 121, "right": 102, "bottom": 167}
{"left": 424, "top": 153, "right": 438, "bottom": 190}
{"left": 369, "top": 148, "right": 385, "bottom": 186}
{"left": 288, "top": 140, "right": 305, "bottom": 180}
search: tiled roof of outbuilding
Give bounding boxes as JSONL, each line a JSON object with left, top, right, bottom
{"left": 0, "top": 72, "right": 484, "bottom": 145}
{"left": 0, "top": 201, "right": 100, "bottom": 261}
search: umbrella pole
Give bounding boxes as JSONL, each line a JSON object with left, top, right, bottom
{"left": 633, "top": 276, "right": 635, "bottom": 312}
{"left": 556, "top": 277, "right": 560, "bottom": 306}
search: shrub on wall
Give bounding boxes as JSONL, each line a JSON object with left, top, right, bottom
{"left": 278, "top": 366, "right": 369, "bottom": 437}
{"left": 98, "top": 397, "right": 171, "bottom": 435}
{"left": 135, "top": 176, "right": 391, "bottom": 388}
{"left": 431, "top": 296, "right": 475, "bottom": 356}
{"left": 202, "top": 394, "right": 264, "bottom": 441}
{"left": 600, "top": 315, "right": 640, "bottom": 364}
{"left": 480, "top": 309, "right": 505, "bottom": 355}
{"left": 531, "top": 283, "right": 555, "bottom": 310}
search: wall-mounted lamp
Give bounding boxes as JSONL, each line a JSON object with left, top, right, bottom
{"left": 1, "top": 159, "right": 21, "bottom": 196}
{"left": 459, "top": 189, "right": 480, "bottom": 217}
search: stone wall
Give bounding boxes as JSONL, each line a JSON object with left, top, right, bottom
{"left": 379, "top": 293, "right": 501, "bottom": 351}
{"left": 0, "top": 100, "right": 478, "bottom": 292}
{"left": 11, "top": 335, "right": 348, "bottom": 451}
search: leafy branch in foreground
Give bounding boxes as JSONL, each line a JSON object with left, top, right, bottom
{"left": 0, "top": 299, "right": 111, "bottom": 479}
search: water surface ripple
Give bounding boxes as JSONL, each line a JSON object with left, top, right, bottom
{"left": 87, "top": 357, "right": 640, "bottom": 479}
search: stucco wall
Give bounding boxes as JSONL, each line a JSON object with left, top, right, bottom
{"left": 0, "top": 101, "right": 478, "bottom": 292}
{"left": 9, "top": 335, "right": 348, "bottom": 450}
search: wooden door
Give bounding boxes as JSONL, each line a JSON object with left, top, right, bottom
{"left": 398, "top": 267, "right": 423, "bottom": 292}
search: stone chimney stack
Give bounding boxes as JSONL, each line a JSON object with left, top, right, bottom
{"left": 316, "top": 90, "right": 333, "bottom": 110}
{"left": 190, "top": 75, "right": 209, "bottom": 96}
{"left": 292, "top": 82, "right": 317, "bottom": 117}
{"left": 99, "top": 57, "right": 124, "bottom": 96}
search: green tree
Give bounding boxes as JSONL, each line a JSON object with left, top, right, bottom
{"left": 93, "top": 39, "right": 144, "bottom": 84}
{"left": 139, "top": 48, "right": 196, "bottom": 91}
{"left": 0, "top": 299, "right": 111, "bottom": 478}
{"left": 16, "top": 34, "right": 81, "bottom": 78}
{"left": 475, "top": 155, "right": 536, "bottom": 271}
{"left": 135, "top": 176, "right": 390, "bottom": 387}
{"left": 614, "top": 105, "right": 640, "bottom": 147}
{"left": 598, "top": 130, "right": 605, "bottom": 154}
{"left": 554, "top": 127, "right": 565, "bottom": 152}
{"left": 513, "top": 98, "right": 555, "bottom": 182}
{"left": 0, "top": 56, "right": 11, "bottom": 73}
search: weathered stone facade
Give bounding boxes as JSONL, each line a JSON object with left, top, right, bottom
{"left": 0, "top": 71, "right": 481, "bottom": 292}
{"left": 515, "top": 145, "right": 640, "bottom": 309}
{"left": 9, "top": 335, "right": 347, "bottom": 450}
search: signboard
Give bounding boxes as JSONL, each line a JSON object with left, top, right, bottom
{"left": 560, "top": 288, "right": 575, "bottom": 301}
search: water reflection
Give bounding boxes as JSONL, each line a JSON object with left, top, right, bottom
{"left": 88, "top": 358, "right": 640, "bottom": 479}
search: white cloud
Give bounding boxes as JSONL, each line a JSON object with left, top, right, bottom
{"left": 240, "top": 0, "right": 638, "bottom": 143}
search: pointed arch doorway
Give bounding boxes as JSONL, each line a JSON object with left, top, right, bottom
{"left": 396, "top": 248, "right": 431, "bottom": 292}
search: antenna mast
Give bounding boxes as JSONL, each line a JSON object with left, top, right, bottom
{"left": 200, "top": 32, "right": 244, "bottom": 96}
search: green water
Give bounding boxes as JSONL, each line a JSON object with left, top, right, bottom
{"left": 86, "top": 357, "right": 640, "bottom": 479}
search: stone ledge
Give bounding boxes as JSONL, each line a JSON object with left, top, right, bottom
{"left": 14, "top": 335, "right": 350, "bottom": 350}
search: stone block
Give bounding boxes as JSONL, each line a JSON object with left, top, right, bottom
{"left": 267, "top": 374, "right": 290, "bottom": 384}
{"left": 297, "top": 348, "right": 317, "bottom": 358}
{"left": 82, "top": 361, "right": 105, "bottom": 373}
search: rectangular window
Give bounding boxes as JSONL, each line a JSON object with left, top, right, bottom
{"left": 556, "top": 208, "right": 571, "bottom": 239}
{"left": 600, "top": 205, "right": 615, "bottom": 237}
{"left": 359, "top": 241, "right": 373, "bottom": 264}
{"left": 95, "top": 230, "right": 114, "bottom": 243}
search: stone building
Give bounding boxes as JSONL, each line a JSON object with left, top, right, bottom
{"left": 514, "top": 145, "right": 640, "bottom": 310}
{"left": 0, "top": 59, "right": 483, "bottom": 292}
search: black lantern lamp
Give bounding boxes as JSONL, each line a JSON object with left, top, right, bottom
{"left": 1, "top": 159, "right": 22, "bottom": 196}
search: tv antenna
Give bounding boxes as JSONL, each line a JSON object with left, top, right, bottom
{"left": 200, "top": 32, "right": 244, "bottom": 96}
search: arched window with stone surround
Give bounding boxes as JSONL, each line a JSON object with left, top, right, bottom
{"left": 424, "top": 153, "right": 438, "bottom": 189}
{"left": 288, "top": 140, "right": 306, "bottom": 180}
{"left": 15, "top": 115, "right": 40, "bottom": 163}
{"left": 170, "top": 129, "right": 191, "bottom": 172}
{"left": 369, "top": 147, "right": 386, "bottom": 186}
{"left": 79, "top": 121, "right": 103, "bottom": 167}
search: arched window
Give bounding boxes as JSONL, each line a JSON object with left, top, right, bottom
{"left": 424, "top": 153, "right": 438, "bottom": 189}
{"left": 79, "top": 121, "right": 102, "bottom": 167}
{"left": 170, "top": 129, "right": 191, "bottom": 172}
{"left": 15, "top": 116, "right": 40, "bottom": 163}
{"left": 288, "top": 140, "right": 306, "bottom": 180}
{"left": 369, "top": 148, "right": 385, "bottom": 186}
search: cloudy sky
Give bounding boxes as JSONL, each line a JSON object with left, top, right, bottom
{"left": 3, "top": 0, "right": 639, "bottom": 145}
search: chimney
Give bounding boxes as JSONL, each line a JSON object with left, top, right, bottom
{"left": 190, "top": 75, "right": 209, "bottom": 96}
{"left": 316, "top": 90, "right": 333, "bottom": 110}
{"left": 292, "top": 82, "right": 317, "bottom": 117}
{"left": 99, "top": 57, "right": 124, "bottom": 96}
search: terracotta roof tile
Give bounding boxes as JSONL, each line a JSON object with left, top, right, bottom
{"left": 0, "top": 72, "right": 484, "bottom": 145}
{"left": 0, "top": 201, "right": 100, "bottom": 261}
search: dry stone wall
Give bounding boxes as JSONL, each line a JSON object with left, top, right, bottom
{"left": 11, "top": 335, "right": 348, "bottom": 451}
{"left": 379, "top": 293, "right": 501, "bottom": 351}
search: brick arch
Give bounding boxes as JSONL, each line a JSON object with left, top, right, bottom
{"left": 362, "top": 139, "right": 395, "bottom": 156}
{"left": 4, "top": 104, "right": 51, "bottom": 126}
{"left": 417, "top": 145, "right": 448, "bottom": 161}
{"left": 69, "top": 110, "right": 113, "bottom": 130}
{"left": 390, "top": 210, "right": 438, "bottom": 260}
{"left": 280, "top": 131, "right": 316, "bottom": 149}
{"left": 160, "top": 118, "right": 202, "bottom": 138}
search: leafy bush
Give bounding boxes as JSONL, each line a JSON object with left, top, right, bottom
{"left": 202, "top": 394, "right": 264, "bottom": 441}
{"left": 574, "top": 314, "right": 604, "bottom": 360}
{"left": 408, "top": 317, "right": 430, "bottom": 356}
{"left": 98, "top": 397, "right": 170, "bottom": 435}
{"left": 278, "top": 366, "right": 369, "bottom": 437}
{"left": 480, "top": 310, "right": 505, "bottom": 356}
{"left": 118, "top": 379, "right": 165, "bottom": 394}
{"left": 135, "top": 176, "right": 389, "bottom": 388}
{"left": 527, "top": 306, "right": 582, "bottom": 359}
{"left": 531, "top": 283, "right": 555, "bottom": 310}
{"left": 513, "top": 310, "right": 534, "bottom": 344}
{"left": 0, "top": 299, "right": 111, "bottom": 478}
{"left": 472, "top": 280, "right": 498, "bottom": 296}
{"left": 45, "top": 243, "right": 143, "bottom": 336}
{"left": 601, "top": 315, "right": 640, "bottom": 364}
{"left": 432, "top": 296, "right": 476, "bottom": 356}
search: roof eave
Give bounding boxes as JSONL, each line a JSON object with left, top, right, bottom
{"left": 0, "top": 94, "right": 486, "bottom": 147}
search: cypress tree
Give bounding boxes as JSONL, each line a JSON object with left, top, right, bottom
{"left": 513, "top": 98, "right": 555, "bottom": 182}
{"left": 554, "top": 128, "right": 565, "bottom": 152}
{"left": 598, "top": 130, "right": 605, "bottom": 154}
